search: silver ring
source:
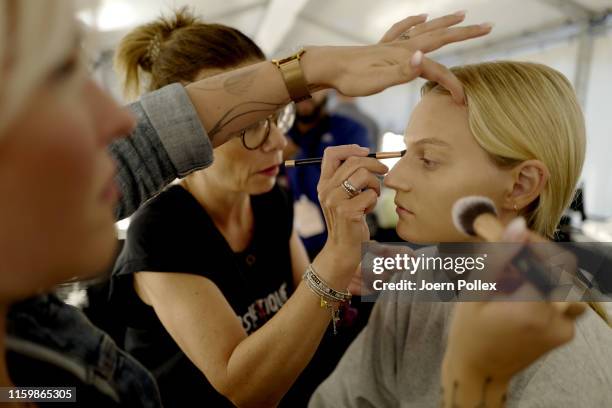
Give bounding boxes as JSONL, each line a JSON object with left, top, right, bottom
{"left": 342, "top": 179, "right": 359, "bottom": 198}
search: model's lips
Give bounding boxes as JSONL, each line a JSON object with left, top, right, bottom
{"left": 395, "top": 201, "right": 415, "bottom": 216}
{"left": 258, "top": 164, "right": 280, "bottom": 177}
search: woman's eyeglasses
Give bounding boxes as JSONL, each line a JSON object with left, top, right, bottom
{"left": 240, "top": 103, "right": 296, "bottom": 150}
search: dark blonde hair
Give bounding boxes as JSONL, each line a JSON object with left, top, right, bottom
{"left": 114, "top": 8, "right": 265, "bottom": 99}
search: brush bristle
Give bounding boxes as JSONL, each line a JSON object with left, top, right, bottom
{"left": 452, "top": 196, "right": 498, "bottom": 236}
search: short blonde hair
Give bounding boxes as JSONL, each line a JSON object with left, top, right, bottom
{"left": 423, "top": 62, "right": 612, "bottom": 326}
{"left": 423, "top": 61, "right": 586, "bottom": 239}
{"left": 0, "top": 0, "right": 77, "bottom": 133}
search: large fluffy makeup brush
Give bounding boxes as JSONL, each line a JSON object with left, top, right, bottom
{"left": 452, "top": 196, "right": 503, "bottom": 240}
{"left": 452, "top": 196, "right": 553, "bottom": 297}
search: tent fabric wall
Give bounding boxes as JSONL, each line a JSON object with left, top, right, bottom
{"left": 584, "top": 30, "right": 612, "bottom": 218}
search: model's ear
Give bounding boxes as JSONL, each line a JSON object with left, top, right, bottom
{"left": 502, "top": 160, "right": 549, "bottom": 211}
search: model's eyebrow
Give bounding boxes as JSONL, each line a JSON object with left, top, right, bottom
{"left": 404, "top": 137, "right": 452, "bottom": 148}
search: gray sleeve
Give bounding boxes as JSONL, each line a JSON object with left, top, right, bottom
{"left": 110, "top": 83, "right": 214, "bottom": 220}
{"left": 308, "top": 292, "right": 401, "bottom": 408}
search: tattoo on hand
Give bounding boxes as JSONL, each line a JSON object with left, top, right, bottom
{"left": 440, "top": 377, "right": 507, "bottom": 408}
{"left": 474, "top": 376, "right": 492, "bottom": 408}
{"left": 452, "top": 380, "right": 460, "bottom": 408}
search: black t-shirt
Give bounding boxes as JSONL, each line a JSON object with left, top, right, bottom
{"left": 110, "top": 184, "right": 295, "bottom": 408}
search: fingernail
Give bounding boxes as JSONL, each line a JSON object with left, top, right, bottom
{"left": 480, "top": 22, "right": 494, "bottom": 29}
{"left": 502, "top": 217, "right": 527, "bottom": 241}
{"left": 454, "top": 10, "right": 467, "bottom": 17}
{"left": 418, "top": 13, "right": 428, "bottom": 19}
{"left": 410, "top": 50, "right": 423, "bottom": 67}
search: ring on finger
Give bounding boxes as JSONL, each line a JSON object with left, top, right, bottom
{"left": 342, "top": 179, "right": 360, "bottom": 198}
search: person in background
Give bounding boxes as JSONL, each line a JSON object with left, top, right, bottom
{"left": 332, "top": 92, "right": 380, "bottom": 149}
{"left": 286, "top": 90, "right": 372, "bottom": 259}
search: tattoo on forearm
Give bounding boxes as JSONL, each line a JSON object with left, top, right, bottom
{"left": 188, "top": 64, "right": 298, "bottom": 140}
{"left": 223, "top": 66, "right": 259, "bottom": 95}
{"left": 190, "top": 65, "right": 261, "bottom": 95}
{"left": 207, "top": 100, "right": 286, "bottom": 137}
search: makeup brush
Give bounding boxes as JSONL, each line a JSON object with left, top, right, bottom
{"left": 452, "top": 196, "right": 553, "bottom": 297}
{"left": 284, "top": 150, "right": 405, "bottom": 168}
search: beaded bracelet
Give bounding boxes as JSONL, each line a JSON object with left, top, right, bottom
{"left": 303, "top": 264, "right": 352, "bottom": 334}
{"left": 303, "top": 264, "right": 352, "bottom": 302}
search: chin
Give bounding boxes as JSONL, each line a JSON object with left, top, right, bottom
{"left": 397, "top": 218, "right": 473, "bottom": 244}
{"left": 397, "top": 229, "right": 432, "bottom": 244}
{"left": 249, "top": 179, "right": 277, "bottom": 195}
{"left": 75, "top": 221, "right": 119, "bottom": 280}
{"left": 396, "top": 221, "right": 440, "bottom": 245}
{"left": 396, "top": 222, "right": 425, "bottom": 243}
{"left": 81, "top": 238, "right": 118, "bottom": 280}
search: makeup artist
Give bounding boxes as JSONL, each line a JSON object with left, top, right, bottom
{"left": 107, "top": 9, "right": 493, "bottom": 408}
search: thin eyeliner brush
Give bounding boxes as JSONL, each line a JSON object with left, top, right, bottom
{"left": 284, "top": 150, "right": 406, "bottom": 168}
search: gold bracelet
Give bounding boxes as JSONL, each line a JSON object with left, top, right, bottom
{"left": 271, "top": 48, "right": 312, "bottom": 103}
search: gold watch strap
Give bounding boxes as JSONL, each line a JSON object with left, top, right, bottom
{"left": 272, "top": 49, "right": 311, "bottom": 103}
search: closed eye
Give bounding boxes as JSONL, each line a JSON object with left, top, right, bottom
{"left": 420, "top": 157, "right": 438, "bottom": 169}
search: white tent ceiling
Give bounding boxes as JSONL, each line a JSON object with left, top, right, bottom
{"left": 78, "top": 0, "right": 612, "bottom": 220}
{"left": 77, "top": 0, "right": 612, "bottom": 57}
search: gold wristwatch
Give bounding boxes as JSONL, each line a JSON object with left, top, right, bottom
{"left": 272, "top": 48, "right": 312, "bottom": 103}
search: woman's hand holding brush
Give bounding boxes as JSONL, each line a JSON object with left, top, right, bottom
{"left": 311, "top": 145, "right": 388, "bottom": 291}
{"left": 440, "top": 218, "right": 586, "bottom": 407}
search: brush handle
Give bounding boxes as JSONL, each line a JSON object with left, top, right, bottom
{"left": 473, "top": 213, "right": 505, "bottom": 241}
{"left": 284, "top": 150, "right": 405, "bottom": 168}
{"left": 512, "top": 248, "right": 554, "bottom": 296}
{"left": 474, "top": 213, "right": 552, "bottom": 297}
